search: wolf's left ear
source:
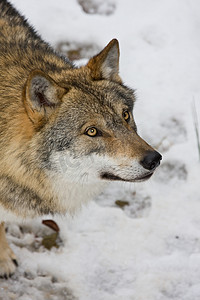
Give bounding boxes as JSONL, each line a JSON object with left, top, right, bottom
{"left": 87, "top": 39, "right": 122, "bottom": 83}
{"left": 24, "top": 70, "right": 68, "bottom": 124}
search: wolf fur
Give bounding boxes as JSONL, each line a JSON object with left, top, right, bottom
{"left": 0, "top": 0, "right": 161, "bottom": 276}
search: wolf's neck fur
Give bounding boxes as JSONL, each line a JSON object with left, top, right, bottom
{"left": 49, "top": 173, "right": 106, "bottom": 215}
{"left": 0, "top": 172, "right": 106, "bottom": 221}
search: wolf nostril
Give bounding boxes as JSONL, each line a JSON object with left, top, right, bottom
{"left": 140, "top": 151, "right": 162, "bottom": 171}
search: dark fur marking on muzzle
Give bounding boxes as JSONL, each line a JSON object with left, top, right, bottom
{"left": 100, "top": 172, "right": 127, "bottom": 181}
{"left": 100, "top": 172, "right": 153, "bottom": 182}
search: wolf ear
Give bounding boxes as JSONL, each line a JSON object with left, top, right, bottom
{"left": 87, "top": 39, "right": 122, "bottom": 83}
{"left": 24, "top": 70, "right": 67, "bottom": 124}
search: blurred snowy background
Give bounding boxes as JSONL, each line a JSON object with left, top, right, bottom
{"left": 0, "top": 0, "right": 200, "bottom": 299}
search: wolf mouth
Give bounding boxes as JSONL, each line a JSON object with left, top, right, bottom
{"left": 100, "top": 172, "right": 153, "bottom": 182}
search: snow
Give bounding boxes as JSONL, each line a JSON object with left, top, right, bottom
{"left": 1, "top": 0, "right": 200, "bottom": 299}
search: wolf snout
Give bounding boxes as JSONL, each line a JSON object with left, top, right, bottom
{"left": 140, "top": 151, "right": 162, "bottom": 171}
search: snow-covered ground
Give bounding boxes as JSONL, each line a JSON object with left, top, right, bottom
{"left": 1, "top": 0, "right": 200, "bottom": 299}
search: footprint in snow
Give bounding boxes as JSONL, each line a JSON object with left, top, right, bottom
{"left": 77, "top": 0, "right": 116, "bottom": 16}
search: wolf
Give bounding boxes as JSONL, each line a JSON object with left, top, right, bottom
{"left": 0, "top": 0, "right": 162, "bottom": 277}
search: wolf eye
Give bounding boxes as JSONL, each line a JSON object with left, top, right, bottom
{"left": 123, "top": 110, "right": 130, "bottom": 122}
{"left": 85, "top": 127, "right": 100, "bottom": 137}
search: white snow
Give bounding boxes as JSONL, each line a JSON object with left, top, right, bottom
{"left": 1, "top": 0, "right": 200, "bottom": 299}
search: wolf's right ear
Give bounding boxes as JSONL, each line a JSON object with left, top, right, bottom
{"left": 87, "top": 39, "right": 122, "bottom": 83}
{"left": 24, "top": 70, "right": 68, "bottom": 125}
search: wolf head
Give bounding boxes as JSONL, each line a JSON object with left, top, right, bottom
{"left": 24, "top": 39, "right": 162, "bottom": 184}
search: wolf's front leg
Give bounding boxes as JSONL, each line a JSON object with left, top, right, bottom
{"left": 0, "top": 222, "right": 18, "bottom": 278}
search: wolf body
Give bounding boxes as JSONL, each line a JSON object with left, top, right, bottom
{"left": 0, "top": 0, "right": 161, "bottom": 276}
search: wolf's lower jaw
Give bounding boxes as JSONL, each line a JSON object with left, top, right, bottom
{"left": 134, "top": 172, "right": 153, "bottom": 182}
{"left": 100, "top": 172, "right": 153, "bottom": 182}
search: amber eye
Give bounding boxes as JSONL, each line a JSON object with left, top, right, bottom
{"left": 123, "top": 110, "right": 130, "bottom": 122}
{"left": 85, "top": 127, "right": 98, "bottom": 137}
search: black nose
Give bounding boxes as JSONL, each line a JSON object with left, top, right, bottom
{"left": 140, "top": 151, "right": 162, "bottom": 171}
